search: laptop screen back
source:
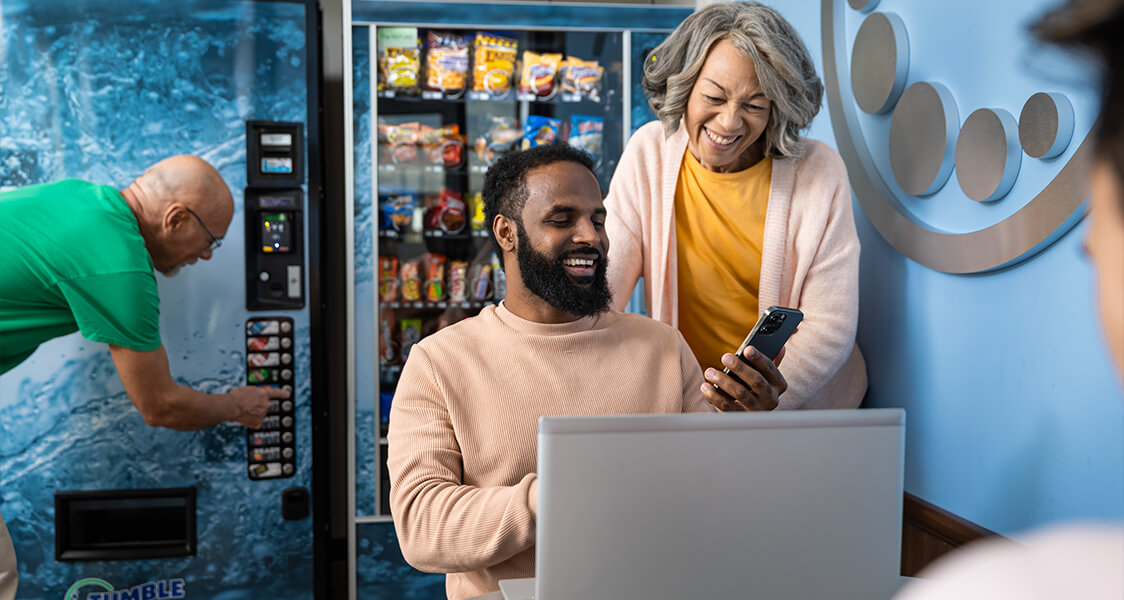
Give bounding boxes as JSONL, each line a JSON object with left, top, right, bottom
{"left": 535, "top": 409, "right": 905, "bottom": 600}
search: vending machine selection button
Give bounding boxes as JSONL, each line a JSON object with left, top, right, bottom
{"left": 281, "top": 353, "right": 292, "bottom": 365}
{"left": 282, "top": 464, "right": 295, "bottom": 476}
{"left": 281, "top": 400, "right": 293, "bottom": 412}
{"left": 258, "top": 270, "right": 271, "bottom": 282}
{"left": 280, "top": 321, "right": 292, "bottom": 334}
{"left": 281, "top": 369, "right": 293, "bottom": 380}
{"left": 248, "top": 320, "right": 281, "bottom": 335}
{"left": 251, "top": 431, "right": 282, "bottom": 446}
{"left": 281, "top": 337, "right": 293, "bottom": 349}
{"left": 281, "top": 416, "right": 294, "bottom": 428}
{"left": 282, "top": 432, "right": 294, "bottom": 444}
{"left": 248, "top": 336, "right": 281, "bottom": 351}
{"left": 248, "top": 352, "right": 281, "bottom": 367}
{"left": 282, "top": 448, "right": 294, "bottom": 459}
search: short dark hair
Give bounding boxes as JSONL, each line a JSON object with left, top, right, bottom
{"left": 1034, "top": 0, "right": 1124, "bottom": 210}
{"left": 481, "top": 143, "right": 597, "bottom": 261}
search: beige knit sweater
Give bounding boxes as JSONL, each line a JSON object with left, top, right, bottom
{"left": 387, "top": 302, "right": 714, "bottom": 599}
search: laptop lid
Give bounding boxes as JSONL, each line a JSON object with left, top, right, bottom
{"left": 535, "top": 408, "right": 905, "bottom": 600}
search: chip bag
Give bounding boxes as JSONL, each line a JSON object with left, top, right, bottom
{"left": 567, "top": 115, "right": 604, "bottom": 165}
{"left": 378, "top": 256, "right": 400, "bottom": 302}
{"left": 400, "top": 259, "right": 422, "bottom": 301}
{"left": 473, "top": 33, "right": 517, "bottom": 94}
{"left": 560, "top": 56, "right": 604, "bottom": 101}
{"left": 377, "top": 28, "right": 421, "bottom": 93}
{"left": 522, "top": 115, "right": 560, "bottom": 150}
{"left": 519, "top": 51, "right": 563, "bottom": 96}
{"left": 425, "top": 254, "right": 447, "bottom": 302}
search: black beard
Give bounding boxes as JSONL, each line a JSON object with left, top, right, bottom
{"left": 515, "top": 227, "right": 613, "bottom": 318}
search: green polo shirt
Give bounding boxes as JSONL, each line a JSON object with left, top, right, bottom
{"left": 0, "top": 179, "right": 162, "bottom": 374}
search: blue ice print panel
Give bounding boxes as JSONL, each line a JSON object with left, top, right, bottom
{"left": 356, "top": 522, "right": 446, "bottom": 600}
{"left": 629, "top": 32, "right": 668, "bottom": 136}
{"left": 353, "top": 25, "right": 378, "bottom": 517}
{"left": 0, "top": 1, "right": 315, "bottom": 598}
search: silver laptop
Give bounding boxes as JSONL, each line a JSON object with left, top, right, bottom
{"left": 505, "top": 408, "right": 905, "bottom": 600}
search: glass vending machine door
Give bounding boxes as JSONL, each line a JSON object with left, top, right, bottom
{"left": 347, "top": 3, "right": 691, "bottom": 596}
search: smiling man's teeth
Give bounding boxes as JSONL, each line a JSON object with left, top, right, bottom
{"left": 563, "top": 258, "right": 595, "bottom": 267}
{"left": 705, "top": 128, "right": 737, "bottom": 145}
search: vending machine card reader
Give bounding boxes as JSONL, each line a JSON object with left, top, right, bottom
{"left": 245, "top": 188, "right": 305, "bottom": 309}
{"left": 245, "top": 120, "right": 305, "bottom": 310}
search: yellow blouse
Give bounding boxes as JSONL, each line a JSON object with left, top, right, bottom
{"left": 674, "top": 149, "right": 771, "bottom": 371}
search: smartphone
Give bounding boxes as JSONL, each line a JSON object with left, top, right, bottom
{"left": 714, "top": 306, "right": 803, "bottom": 395}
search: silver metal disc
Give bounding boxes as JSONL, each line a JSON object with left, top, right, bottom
{"left": 955, "top": 108, "right": 1022, "bottom": 202}
{"left": 889, "top": 81, "right": 960, "bottom": 196}
{"left": 851, "top": 12, "right": 910, "bottom": 115}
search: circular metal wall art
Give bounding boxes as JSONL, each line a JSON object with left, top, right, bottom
{"left": 851, "top": 12, "right": 910, "bottom": 115}
{"left": 848, "top": 0, "right": 881, "bottom": 13}
{"left": 1019, "top": 91, "right": 1075, "bottom": 159}
{"left": 956, "top": 108, "right": 1022, "bottom": 202}
{"left": 889, "top": 81, "right": 960, "bottom": 196}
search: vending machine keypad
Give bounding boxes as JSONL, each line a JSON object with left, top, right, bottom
{"left": 245, "top": 317, "right": 296, "bottom": 480}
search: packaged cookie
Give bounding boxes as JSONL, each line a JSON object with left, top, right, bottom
{"left": 424, "top": 30, "right": 469, "bottom": 93}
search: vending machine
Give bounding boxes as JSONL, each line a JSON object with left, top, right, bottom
{"left": 0, "top": 1, "right": 327, "bottom": 598}
{"left": 343, "top": 2, "right": 690, "bottom": 596}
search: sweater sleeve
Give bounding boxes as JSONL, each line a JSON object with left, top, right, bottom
{"left": 387, "top": 345, "right": 538, "bottom": 573}
{"left": 777, "top": 146, "right": 862, "bottom": 408}
{"left": 604, "top": 127, "right": 651, "bottom": 311}
{"left": 677, "top": 331, "right": 716, "bottom": 413}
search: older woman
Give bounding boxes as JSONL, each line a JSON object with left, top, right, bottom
{"left": 605, "top": 2, "right": 866, "bottom": 410}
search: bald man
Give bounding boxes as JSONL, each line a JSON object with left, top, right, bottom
{"left": 0, "top": 155, "right": 288, "bottom": 430}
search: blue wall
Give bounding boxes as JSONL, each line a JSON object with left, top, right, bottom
{"left": 757, "top": 0, "right": 1124, "bottom": 535}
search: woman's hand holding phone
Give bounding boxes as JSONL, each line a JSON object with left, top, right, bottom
{"left": 701, "top": 345, "right": 788, "bottom": 411}
{"left": 700, "top": 306, "right": 802, "bottom": 411}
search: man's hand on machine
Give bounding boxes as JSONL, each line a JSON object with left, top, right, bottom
{"left": 231, "top": 385, "right": 291, "bottom": 428}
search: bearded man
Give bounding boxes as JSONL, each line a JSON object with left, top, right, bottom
{"left": 386, "top": 143, "right": 781, "bottom": 600}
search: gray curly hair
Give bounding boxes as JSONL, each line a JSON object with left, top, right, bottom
{"left": 643, "top": 2, "right": 823, "bottom": 159}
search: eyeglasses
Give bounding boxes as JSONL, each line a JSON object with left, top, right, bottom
{"left": 183, "top": 206, "right": 223, "bottom": 251}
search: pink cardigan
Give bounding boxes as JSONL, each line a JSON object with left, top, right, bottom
{"left": 604, "top": 121, "right": 867, "bottom": 409}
